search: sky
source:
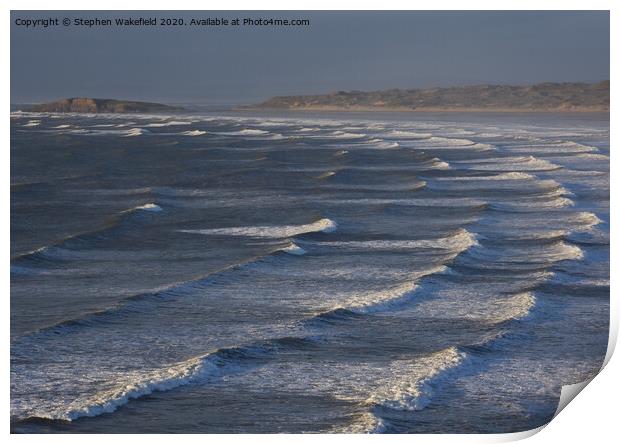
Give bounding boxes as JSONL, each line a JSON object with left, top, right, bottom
{"left": 10, "top": 11, "right": 610, "bottom": 104}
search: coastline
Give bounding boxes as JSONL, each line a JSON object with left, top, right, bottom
{"left": 238, "top": 105, "right": 609, "bottom": 113}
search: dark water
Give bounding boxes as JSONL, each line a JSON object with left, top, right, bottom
{"left": 10, "top": 110, "right": 609, "bottom": 433}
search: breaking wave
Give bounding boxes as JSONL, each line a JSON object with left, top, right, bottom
{"left": 13, "top": 336, "right": 316, "bottom": 422}
{"left": 144, "top": 121, "right": 193, "bottom": 127}
{"left": 306, "top": 228, "right": 477, "bottom": 252}
{"left": 123, "top": 128, "right": 150, "bottom": 137}
{"left": 127, "top": 203, "right": 163, "bottom": 212}
{"left": 279, "top": 242, "right": 307, "bottom": 256}
{"left": 180, "top": 218, "right": 338, "bottom": 238}
{"left": 336, "top": 292, "right": 537, "bottom": 433}
{"left": 215, "top": 129, "right": 271, "bottom": 136}
{"left": 180, "top": 130, "right": 207, "bottom": 136}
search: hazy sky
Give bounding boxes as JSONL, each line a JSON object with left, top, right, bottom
{"left": 11, "top": 11, "right": 610, "bottom": 104}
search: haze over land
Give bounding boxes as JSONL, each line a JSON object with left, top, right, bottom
{"left": 254, "top": 81, "right": 610, "bottom": 112}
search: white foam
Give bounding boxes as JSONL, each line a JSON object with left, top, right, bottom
{"left": 23, "top": 352, "right": 222, "bottom": 421}
{"left": 492, "top": 195, "right": 574, "bottom": 211}
{"left": 574, "top": 153, "right": 610, "bottom": 161}
{"left": 418, "top": 136, "right": 494, "bottom": 151}
{"left": 329, "top": 131, "right": 367, "bottom": 139}
{"left": 296, "top": 346, "right": 468, "bottom": 433}
{"left": 429, "top": 136, "right": 475, "bottom": 146}
{"left": 180, "top": 218, "right": 337, "bottom": 238}
{"left": 123, "top": 128, "right": 150, "bottom": 137}
{"left": 314, "top": 232, "right": 476, "bottom": 315}
{"left": 506, "top": 142, "right": 598, "bottom": 154}
{"left": 479, "top": 211, "right": 601, "bottom": 234}
{"left": 431, "top": 158, "right": 451, "bottom": 169}
{"left": 316, "top": 171, "right": 336, "bottom": 179}
{"left": 329, "top": 265, "right": 449, "bottom": 315}
{"left": 318, "top": 159, "right": 449, "bottom": 172}
{"left": 384, "top": 130, "right": 433, "bottom": 139}
{"left": 367, "top": 346, "right": 467, "bottom": 411}
{"left": 279, "top": 243, "right": 307, "bottom": 256}
{"left": 341, "top": 280, "right": 419, "bottom": 314}
{"left": 132, "top": 203, "right": 162, "bottom": 212}
{"left": 180, "top": 130, "right": 207, "bottom": 136}
{"left": 145, "top": 121, "right": 193, "bottom": 127}
{"left": 216, "top": 129, "right": 270, "bottom": 136}
{"left": 468, "top": 241, "right": 583, "bottom": 264}
{"left": 336, "top": 412, "right": 387, "bottom": 433}
{"left": 317, "top": 197, "right": 485, "bottom": 208}
{"left": 553, "top": 243, "right": 584, "bottom": 261}
{"left": 433, "top": 172, "right": 534, "bottom": 181}
{"left": 296, "top": 127, "right": 320, "bottom": 132}
{"left": 268, "top": 133, "right": 286, "bottom": 140}
{"left": 311, "top": 229, "right": 477, "bottom": 252}
{"left": 453, "top": 156, "right": 561, "bottom": 172}
{"left": 374, "top": 141, "right": 400, "bottom": 149}
{"left": 491, "top": 292, "right": 537, "bottom": 322}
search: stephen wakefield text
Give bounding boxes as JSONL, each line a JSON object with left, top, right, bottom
{"left": 13, "top": 16, "right": 311, "bottom": 28}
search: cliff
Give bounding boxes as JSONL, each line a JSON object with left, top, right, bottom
{"left": 25, "top": 98, "right": 184, "bottom": 114}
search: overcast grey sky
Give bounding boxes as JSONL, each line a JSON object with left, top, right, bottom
{"left": 10, "top": 11, "right": 609, "bottom": 104}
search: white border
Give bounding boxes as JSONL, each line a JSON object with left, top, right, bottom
{"left": 2, "top": 1, "right": 617, "bottom": 10}
{"left": 4, "top": 2, "right": 617, "bottom": 442}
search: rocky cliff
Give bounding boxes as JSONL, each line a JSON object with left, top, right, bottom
{"left": 25, "top": 98, "right": 183, "bottom": 114}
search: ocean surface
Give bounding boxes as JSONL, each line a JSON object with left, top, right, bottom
{"left": 10, "top": 109, "right": 609, "bottom": 433}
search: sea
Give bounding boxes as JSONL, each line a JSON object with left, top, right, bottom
{"left": 10, "top": 109, "right": 609, "bottom": 433}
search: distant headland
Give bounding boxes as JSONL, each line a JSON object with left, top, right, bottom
{"left": 250, "top": 81, "right": 609, "bottom": 112}
{"left": 24, "top": 98, "right": 184, "bottom": 114}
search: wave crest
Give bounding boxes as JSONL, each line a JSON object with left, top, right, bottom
{"left": 180, "top": 218, "right": 337, "bottom": 238}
